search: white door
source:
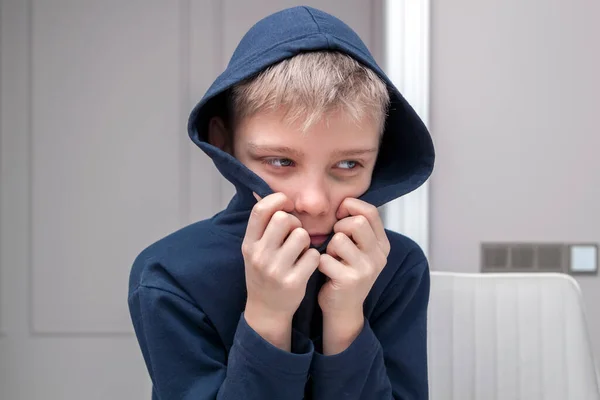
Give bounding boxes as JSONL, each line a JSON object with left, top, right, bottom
{"left": 0, "top": 1, "right": 381, "bottom": 399}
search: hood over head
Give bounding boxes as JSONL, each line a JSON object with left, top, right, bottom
{"left": 186, "top": 5, "right": 435, "bottom": 343}
{"left": 188, "top": 5, "right": 434, "bottom": 225}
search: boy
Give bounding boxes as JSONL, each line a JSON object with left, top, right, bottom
{"left": 128, "top": 5, "right": 434, "bottom": 400}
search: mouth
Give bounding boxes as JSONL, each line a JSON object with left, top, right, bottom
{"left": 309, "top": 234, "right": 330, "bottom": 246}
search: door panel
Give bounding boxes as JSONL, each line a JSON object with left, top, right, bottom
{"left": 0, "top": 0, "right": 381, "bottom": 398}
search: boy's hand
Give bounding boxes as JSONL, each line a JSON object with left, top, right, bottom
{"left": 317, "top": 198, "right": 390, "bottom": 355}
{"left": 242, "top": 192, "right": 320, "bottom": 351}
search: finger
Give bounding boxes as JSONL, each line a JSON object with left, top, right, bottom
{"left": 333, "top": 215, "right": 378, "bottom": 251}
{"left": 326, "top": 232, "right": 362, "bottom": 266}
{"left": 245, "top": 192, "right": 294, "bottom": 243}
{"left": 252, "top": 192, "right": 262, "bottom": 202}
{"left": 318, "top": 253, "right": 347, "bottom": 280}
{"left": 336, "top": 198, "right": 387, "bottom": 251}
{"left": 291, "top": 248, "right": 320, "bottom": 283}
{"left": 277, "top": 227, "right": 311, "bottom": 266}
{"left": 262, "top": 211, "right": 302, "bottom": 249}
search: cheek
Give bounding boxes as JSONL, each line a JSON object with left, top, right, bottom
{"left": 345, "top": 173, "right": 373, "bottom": 198}
{"left": 330, "top": 175, "right": 373, "bottom": 208}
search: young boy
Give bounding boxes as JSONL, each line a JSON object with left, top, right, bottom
{"left": 128, "top": 6, "right": 434, "bottom": 400}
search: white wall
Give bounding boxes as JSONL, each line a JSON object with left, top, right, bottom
{"left": 430, "top": 0, "right": 600, "bottom": 363}
{"left": 0, "top": 1, "right": 380, "bottom": 398}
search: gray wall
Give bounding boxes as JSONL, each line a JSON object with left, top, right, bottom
{"left": 430, "top": 0, "right": 600, "bottom": 363}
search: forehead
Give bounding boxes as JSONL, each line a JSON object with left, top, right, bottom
{"left": 236, "top": 108, "right": 380, "bottom": 151}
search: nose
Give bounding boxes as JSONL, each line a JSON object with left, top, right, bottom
{"left": 294, "top": 178, "right": 330, "bottom": 217}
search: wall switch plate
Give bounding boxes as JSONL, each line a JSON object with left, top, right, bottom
{"left": 481, "top": 242, "right": 599, "bottom": 276}
{"left": 569, "top": 244, "right": 598, "bottom": 275}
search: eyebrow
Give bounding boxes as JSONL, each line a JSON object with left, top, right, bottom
{"left": 333, "top": 148, "right": 378, "bottom": 157}
{"left": 247, "top": 142, "right": 377, "bottom": 158}
{"left": 247, "top": 142, "right": 304, "bottom": 158}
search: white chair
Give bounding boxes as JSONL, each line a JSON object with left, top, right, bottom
{"left": 427, "top": 272, "right": 600, "bottom": 400}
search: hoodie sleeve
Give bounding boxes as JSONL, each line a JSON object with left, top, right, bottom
{"left": 128, "top": 284, "right": 314, "bottom": 400}
{"left": 309, "top": 257, "right": 430, "bottom": 400}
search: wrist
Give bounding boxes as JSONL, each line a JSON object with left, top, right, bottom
{"left": 321, "top": 308, "right": 364, "bottom": 355}
{"left": 244, "top": 302, "right": 293, "bottom": 352}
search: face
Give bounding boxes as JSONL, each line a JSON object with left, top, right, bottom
{"left": 226, "top": 108, "right": 380, "bottom": 247}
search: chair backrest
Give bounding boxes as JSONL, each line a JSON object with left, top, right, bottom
{"left": 427, "top": 272, "right": 600, "bottom": 400}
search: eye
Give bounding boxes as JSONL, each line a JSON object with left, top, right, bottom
{"left": 264, "top": 158, "right": 295, "bottom": 168}
{"left": 337, "top": 160, "right": 360, "bottom": 170}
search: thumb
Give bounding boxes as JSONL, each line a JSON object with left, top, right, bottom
{"left": 293, "top": 248, "right": 320, "bottom": 283}
{"left": 318, "top": 254, "right": 345, "bottom": 280}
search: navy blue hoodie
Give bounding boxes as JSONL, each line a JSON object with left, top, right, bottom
{"left": 128, "top": 6, "right": 435, "bottom": 400}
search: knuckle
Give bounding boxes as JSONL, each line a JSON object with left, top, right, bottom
{"left": 293, "top": 227, "right": 310, "bottom": 242}
{"left": 366, "top": 204, "right": 379, "bottom": 218}
{"left": 363, "top": 260, "right": 377, "bottom": 277}
{"left": 250, "top": 248, "right": 267, "bottom": 269}
{"left": 251, "top": 203, "right": 266, "bottom": 218}
{"left": 348, "top": 273, "right": 361, "bottom": 286}
{"left": 354, "top": 215, "right": 369, "bottom": 229}
{"left": 272, "top": 210, "right": 287, "bottom": 224}
{"left": 382, "top": 240, "right": 391, "bottom": 256}
{"left": 289, "top": 214, "right": 302, "bottom": 228}
{"left": 360, "top": 257, "right": 374, "bottom": 273}
{"left": 310, "top": 250, "right": 321, "bottom": 263}
{"left": 281, "top": 276, "right": 298, "bottom": 291}
{"left": 274, "top": 192, "right": 288, "bottom": 202}
{"left": 264, "top": 269, "right": 279, "bottom": 283}
{"left": 241, "top": 242, "right": 251, "bottom": 257}
{"left": 319, "top": 252, "right": 329, "bottom": 263}
{"left": 249, "top": 252, "right": 261, "bottom": 268}
{"left": 287, "top": 215, "right": 302, "bottom": 230}
{"left": 332, "top": 232, "right": 346, "bottom": 244}
{"left": 304, "top": 248, "right": 319, "bottom": 262}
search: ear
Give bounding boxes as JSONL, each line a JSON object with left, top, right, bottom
{"left": 208, "top": 116, "right": 232, "bottom": 154}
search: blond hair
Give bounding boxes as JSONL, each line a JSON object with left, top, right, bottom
{"left": 228, "top": 51, "right": 390, "bottom": 134}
